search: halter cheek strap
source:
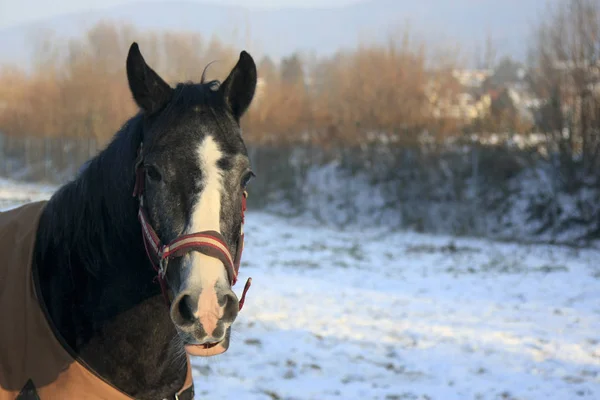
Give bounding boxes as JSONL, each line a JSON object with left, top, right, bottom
{"left": 132, "top": 142, "right": 252, "bottom": 310}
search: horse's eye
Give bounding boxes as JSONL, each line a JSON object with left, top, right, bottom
{"left": 145, "top": 165, "right": 162, "bottom": 182}
{"left": 241, "top": 171, "right": 255, "bottom": 188}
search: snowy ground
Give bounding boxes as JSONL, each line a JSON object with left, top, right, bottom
{"left": 1, "top": 178, "right": 599, "bottom": 400}
{"left": 0, "top": 178, "right": 55, "bottom": 210}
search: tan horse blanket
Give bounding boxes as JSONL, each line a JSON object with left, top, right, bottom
{"left": 0, "top": 201, "right": 193, "bottom": 399}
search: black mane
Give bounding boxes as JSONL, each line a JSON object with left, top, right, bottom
{"left": 38, "top": 115, "right": 144, "bottom": 277}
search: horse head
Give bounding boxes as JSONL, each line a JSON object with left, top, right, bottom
{"left": 125, "top": 42, "right": 256, "bottom": 357}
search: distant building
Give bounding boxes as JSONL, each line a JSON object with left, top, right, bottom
{"left": 426, "top": 71, "right": 492, "bottom": 122}
{"left": 452, "top": 69, "right": 493, "bottom": 88}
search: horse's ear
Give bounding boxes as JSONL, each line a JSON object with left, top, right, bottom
{"left": 219, "top": 51, "right": 257, "bottom": 122}
{"left": 126, "top": 42, "right": 173, "bottom": 114}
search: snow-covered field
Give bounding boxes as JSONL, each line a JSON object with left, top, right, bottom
{"left": 1, "top": 178, "right": 599, "bottom": 400}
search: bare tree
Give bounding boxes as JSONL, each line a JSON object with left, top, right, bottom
{"left": 483, "top": 30, "right": 497, "bottom": 71}
{"left": 530, "top": 0, "right": 600, "bottom": 187}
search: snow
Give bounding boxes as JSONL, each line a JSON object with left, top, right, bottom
{"left": 0, "top": 178, "right": 55, "bottom": 211}
{"left": 245, "top": 146, "right": 600, "bottom": 246}
{"left": 2, "top": 179, "right": 599, "bottom": 400}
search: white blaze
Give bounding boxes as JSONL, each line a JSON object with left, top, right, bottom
{"left": 187, "top": 136, "right": 228, "bottom": 328}
{"left": 190, "top": 136, "right": 223, "bottom": 233}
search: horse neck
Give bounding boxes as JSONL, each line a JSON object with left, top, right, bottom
{"left": 33, "top": 126, "right": 188, "bottom": 399}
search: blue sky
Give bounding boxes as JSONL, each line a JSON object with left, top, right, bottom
{"left": 0, "top": 0, "right": 363, "bottom": 28}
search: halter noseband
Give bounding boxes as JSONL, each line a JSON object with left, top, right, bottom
{"left": 132, "top": 142, "right": 252, "bottom": 311}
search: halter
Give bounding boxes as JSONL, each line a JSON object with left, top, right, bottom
{"left": 132, "top": 142, "right": 252, "bottom": 311}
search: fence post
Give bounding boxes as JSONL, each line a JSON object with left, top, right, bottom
{"left": 44, "top": 136, "right": 50, "bottom": 182}
{"left": 0, "top": 132, "right": 4, "bottom": 177}
{"left": 88, "top": 136, "right": 96, "bottom": 160}
{"left": 6, "top": 135, "right": 11, "bottom": 177}
{"left": 471, "top": 145, "right": 481, "bottom": 234}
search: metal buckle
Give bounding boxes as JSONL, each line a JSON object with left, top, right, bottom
{"left": 161, "top": 392, "right": 179, "bottom": 400}
{"left": 159, "top": 257, "right": 169, "bottom": 278}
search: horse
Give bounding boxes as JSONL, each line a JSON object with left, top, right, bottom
{"left": 0, "top": 42, "right": 257, "bottom": 399}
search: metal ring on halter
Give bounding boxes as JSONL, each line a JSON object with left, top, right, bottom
{"left": 159, "top": 257, "right": 169, "bottom": 278}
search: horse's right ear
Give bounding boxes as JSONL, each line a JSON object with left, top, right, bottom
{"left": 126, "top": 42, "right": 173, "bottom": 114}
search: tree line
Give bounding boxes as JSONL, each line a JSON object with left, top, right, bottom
{"left": 0, "top": 21, "right": 476, "bottom": 147}
{"left": 0, "top": 0, "right": 599, "bottom": 178}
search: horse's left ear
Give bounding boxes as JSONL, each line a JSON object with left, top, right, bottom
{"left": 126, "top": 42, "right": 173, "bottom": 114}
{"left": 219, "top": 51, "right": 257, "bottom": 122}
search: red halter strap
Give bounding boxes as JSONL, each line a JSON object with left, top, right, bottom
{"left": 132, "top": 142, "right": 252, "bottom": 310}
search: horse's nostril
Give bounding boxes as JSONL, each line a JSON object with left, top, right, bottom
{"left": 221, "top": 292, "right": 239, "bottom": 321}
{"left": 175, "top": 294, "right": 196, "bottom": 327}
{"left": 220, "top": 292, "right": 234, "bottom": 307}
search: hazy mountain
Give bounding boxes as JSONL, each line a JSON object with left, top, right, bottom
{"left": 0, "top": 0, "right": 553, "bottom": 69}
